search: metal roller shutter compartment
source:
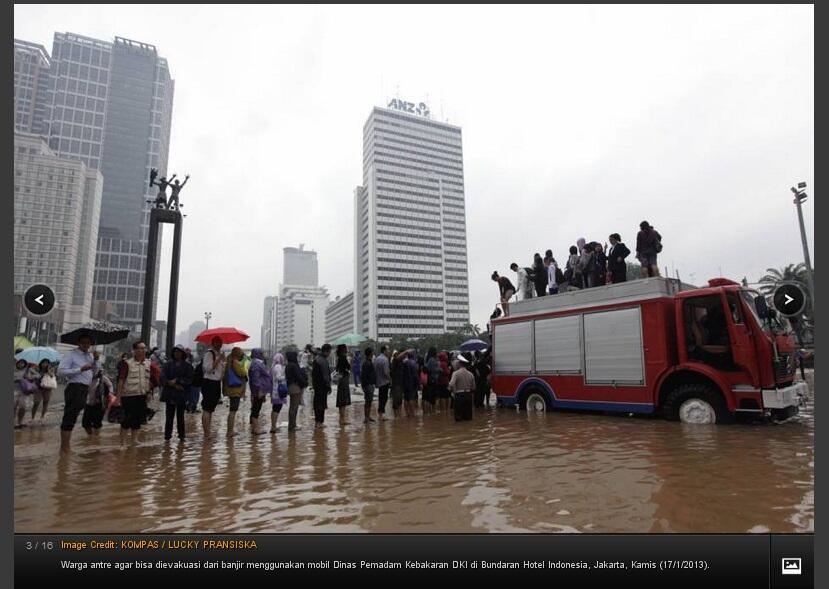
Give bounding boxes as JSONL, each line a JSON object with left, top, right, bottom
{"left": 583, "top": 307, "right": 644, "bottom": 384}
{"left": 493, "top": 321, "right": 532, "bottom": 373}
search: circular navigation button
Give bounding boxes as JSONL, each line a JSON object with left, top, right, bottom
{"left": 23, "top": 284, "right": 56, "bottom": 316}
{"left": 772, "top": 283, "right": 806, "bottom": 317}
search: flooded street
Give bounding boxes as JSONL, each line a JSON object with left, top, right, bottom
{"left": 14, "top": 388, "right": 813, "bottom": 534}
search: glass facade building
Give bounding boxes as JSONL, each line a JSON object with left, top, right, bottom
{"left": 45, "top": 33, "right": 174, "bottom": 327}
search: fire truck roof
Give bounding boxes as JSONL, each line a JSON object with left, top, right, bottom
{"left": 497, "top": 277, "right": 697, "bottom": 321}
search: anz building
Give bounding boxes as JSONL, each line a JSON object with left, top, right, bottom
{"left": 354, "top": 101, "right": 470, "bottom": 341}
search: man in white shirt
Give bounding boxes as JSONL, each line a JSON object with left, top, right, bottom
{"left": 200, "top": 336, "right": 226, "bottom": 438}
{"left": 510, "top": 263, "right": 534, "bottom": 301}
{"left": 57, "top": 335, "right": 101, "bottom": 453}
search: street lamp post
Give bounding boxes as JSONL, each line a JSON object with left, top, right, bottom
{"left": 204, "top": 311, "right": 212, "bottom": 330}
{"left": 790, "top": 182, "right": 814, "bottom": 309}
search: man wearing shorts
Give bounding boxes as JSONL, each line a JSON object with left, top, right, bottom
{"left": 57, "top": 335, "right": 102, "bottom": 453}
{"left": 492, "top": 271, "right": 516, "bottom": 317}
{"left": 115, "top": 341, "right": 154, "bottom": 446}
{"left": 200, "top": 336, "right": 225, "bottom": 438}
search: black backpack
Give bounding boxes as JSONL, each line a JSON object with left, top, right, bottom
{"left": 191, "top": 350, "right": 213, "bottom": 388}
{"left": 555, "top": 266, "right": 565, "bottom": 284}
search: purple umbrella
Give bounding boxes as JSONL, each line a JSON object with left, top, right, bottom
{"left": 459, "top": 339, "right": 488, "bottom": 353}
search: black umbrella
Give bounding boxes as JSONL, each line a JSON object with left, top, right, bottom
{"left": 60, "top": 320, "right": 131, "bottom": 346}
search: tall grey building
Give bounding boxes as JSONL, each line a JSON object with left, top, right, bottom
{"left": 14, "top": 39, "right": 53, "bottom": 136}
{"left": 45, "top": 33, "right": 174, "bottom": 326}
{"left": 283, "top": 244, "right": 318, "bottom": 287}
{"left": 13, "top": 133, "right": 103, "bottom": 330}
{"left": 261, "top": 296, "right": 278, "bottom": 357}
{"left": 354, "top": 102, "right": 470, "bottom": 340}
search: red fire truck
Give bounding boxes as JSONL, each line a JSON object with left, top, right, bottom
{"left": 490, "top": 277, "right": 807, "bottom": 424}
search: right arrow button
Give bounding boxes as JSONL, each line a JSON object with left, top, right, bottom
{"left": 773, "top": 283, "right": 806, "bottom": 317}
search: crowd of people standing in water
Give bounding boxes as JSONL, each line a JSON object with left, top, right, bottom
{"left": 14, "top": 333, "right": 493, "bottom": 453}
{"left": 491, "top": 221, "right": 663, "bottom": 316}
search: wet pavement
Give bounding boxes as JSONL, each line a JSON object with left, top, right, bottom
{"left": 14, "top": 385, "right": 814, "bottom": 534}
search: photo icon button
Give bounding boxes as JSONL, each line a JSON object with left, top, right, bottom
{"left": 23, "top": 284, "right": 56, "bottom": 316}
{"left": 781, "top": 557, "right": 801, "bottom": 575}
{"left": 772, "top": 283, "right": 806, "bottom": 318}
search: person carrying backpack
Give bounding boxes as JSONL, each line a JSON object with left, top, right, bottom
{"left": 636, "top": 220, "right": 663, "bottom": 278}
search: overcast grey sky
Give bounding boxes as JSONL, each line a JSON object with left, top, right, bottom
{"left": 15, "top": 4, "right": 814, "bottom": 347}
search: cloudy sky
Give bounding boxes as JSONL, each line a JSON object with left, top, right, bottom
{"left": 15, "top": 5, "right": 813, "bottom": 346}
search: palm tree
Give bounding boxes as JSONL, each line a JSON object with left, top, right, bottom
{"left": 758, "top": 263, "right": 808, "bottom": 295}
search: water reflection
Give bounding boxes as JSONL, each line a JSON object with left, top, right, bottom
{"left": 15, "top": 396, "right": 814, "bottom": 533}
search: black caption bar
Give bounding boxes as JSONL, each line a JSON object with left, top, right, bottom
{"left": 15, "top": 534, "right": 812, "bottom": 588}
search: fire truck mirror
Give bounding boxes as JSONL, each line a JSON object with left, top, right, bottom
{"left": 754, "top": 295, "right": 770, "bottom": 320}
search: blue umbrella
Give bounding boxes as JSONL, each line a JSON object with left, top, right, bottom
{"left": 15, "top": 346, "right": 61, "bottom": 364}
{"left": 459, "top": 339, "right": 488, "bottom": 353}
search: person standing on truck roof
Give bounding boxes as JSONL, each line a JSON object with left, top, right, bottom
{"left": 492, "top": 271, "right": 516, "bottom": 316}
{"left": 606, "top": 233, "right": 631, "bottom": 284}
{"left": 591, "top": 242, "right": 607, "bottom": 287}
{"left": 510, "top": 263, "right": 534, "bottom": 300}
{"left": 636, "top": 221, "right": 662, "bottom": 278}
{"left": 545, "top": 250, "right": 560, "bottom": 295}
{"left": 532, "top": 253, "right": 548, "bottom": 297}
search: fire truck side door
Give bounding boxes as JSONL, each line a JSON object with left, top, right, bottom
{"left": 723, "top": 292, "right": 760, "bottom": 386}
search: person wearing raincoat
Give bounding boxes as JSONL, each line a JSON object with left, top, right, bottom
{"left": 284, "top": 350, "right": 306, "bottom": 432}
{"left": 247, "top": 348, "right": 272, "bottom": 436}
{"left": 223, "top": 347, "right": 248, "bottom": 438}
{"left": 270, "top": 352, "right": 287, "bottom": 433}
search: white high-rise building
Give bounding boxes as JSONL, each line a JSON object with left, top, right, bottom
{"left": 268, "top": 245, "right": 329, "bottom": 351}
{"left": 275, "top": 285, "right": 328, "bottom": 350}
{"left": 354, "top": 101, "right": 470, "bottom": 340}
{"left": 13, "top": 133, "right": 103, "bottom": 330}
{"left": 325, "top": 291, "right": 355, "bottom": 343}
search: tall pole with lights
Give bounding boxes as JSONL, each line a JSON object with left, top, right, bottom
{"left": 790, "top": 182, "right": 814, "bottom": 308}
{"left": 204, "top": 311, "right": 212, "bottom": 330}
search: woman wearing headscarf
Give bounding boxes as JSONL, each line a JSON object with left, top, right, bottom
{"left": 161, "top": 345, "right": 194, "bottom": 441}
{"left": 284, "top": 350, "right": 307, "bottom": 432}
{"left": 270, "top": 352, "right": 287, "bottom": 433}
{"left": 248, "top": 348, "right": 272, "bottom": 436}
{"left": 223, "top": 347, "right": 248, "bottom": 438}
{"left": 335, "top": 344, "right": 351, "bottom": 426}
{"left": 577, "top": 237, "right": 595, "bottom": 289}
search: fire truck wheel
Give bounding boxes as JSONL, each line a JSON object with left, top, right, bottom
{"left": 664, "top": 383, "right": 731, "bottom": 425}
{"left": 521, "top": 389, "right": 549, "bottom": 412}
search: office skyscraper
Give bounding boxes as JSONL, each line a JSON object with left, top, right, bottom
{"left": 354, "top": 102, "right": 470, "bottom": 340}
{"left": 268, "top": 245, "right": 328, "bottom": 351}
{"left": 45, "top": 33, "right": 174, "bottom": 326}
{"left": 14, "top": 39, "right": 53, "bottom": 136}
{"left": 14, "top": 133, "right": 103, "bottom": 330}
{"left": 283, "top": 244, "right": 319, "bottom": 287}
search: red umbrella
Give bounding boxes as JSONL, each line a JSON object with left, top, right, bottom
{"left": 194, "top": 327, "right": 250, "bottom": 345}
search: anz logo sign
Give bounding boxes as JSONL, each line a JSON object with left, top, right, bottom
{"left": 387, "top": 98, "right": 430, "bottom": 118}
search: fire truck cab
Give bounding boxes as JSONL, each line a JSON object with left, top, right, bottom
{"left": 490, "top": 277, "right": 807, "bottom": 424}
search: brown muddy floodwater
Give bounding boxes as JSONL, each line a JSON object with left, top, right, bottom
{"left": 14, "top": 386, "right": 814, "bottom": 534}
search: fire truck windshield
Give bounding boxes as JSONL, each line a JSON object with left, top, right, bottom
{"left": 741, "top": 289, "right": 791, "bottom": 335}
